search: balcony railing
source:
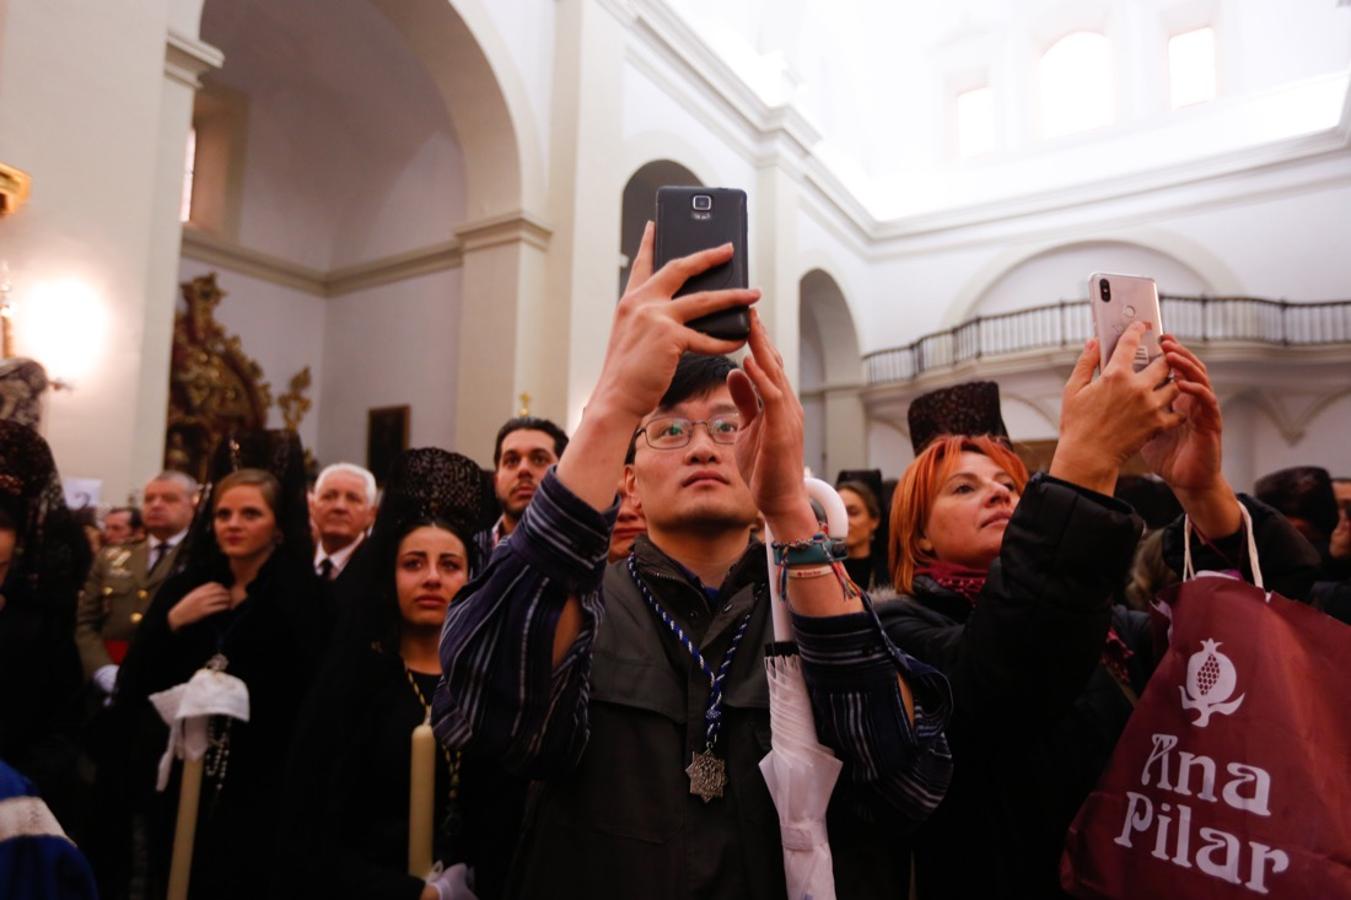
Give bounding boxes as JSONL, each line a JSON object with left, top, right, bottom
{"left": 863, "top": 295, "right": 1351, "bottom": 386}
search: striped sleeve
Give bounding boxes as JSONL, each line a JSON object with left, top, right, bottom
{"left": 792, "top": 594, "right": 953, "bottom": 826}
{"left": 432, "top": 469, "right": 615, "bottom": 777}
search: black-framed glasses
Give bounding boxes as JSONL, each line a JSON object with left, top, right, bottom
{"left": 635, "top": 415, "right": 741, "bottom": 450}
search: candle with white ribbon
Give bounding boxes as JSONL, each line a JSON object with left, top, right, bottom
{"left": 148, "top": 659, "right": 250, "bottom": 900}
{"left": 408, "top": 716, "right": 435, "bottom": 876}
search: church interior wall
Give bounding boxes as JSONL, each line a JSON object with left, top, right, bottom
{"left": 618, "top": 57, "right": 762, "bottom": 232}
{"left": 969, "top": 242, "right": 1211, "bottom": 318}
{"left": 858, "top": 158, "right": 1351, "bottom": 355}
{"left": 170, "top": 0, "right": 473, "bottom": 475}
{"left": 469, "top": 0, "right": 557, "bottom": 169}
{"left": 318, "top": 269, "right": 463, "bottom": 471}
{"left": 1249, "top": 392, "right": 1351, "bottom": 486}
{"left": 199, "top": 0, "right": 467, "bottom": 270}
{"left": 1, "top": 0, "right": 1347, "bottom": 499}
{"left": 0, "top": 0, "right": 184, "bottom": 501}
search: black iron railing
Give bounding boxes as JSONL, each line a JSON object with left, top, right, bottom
{"left": 863, "top": 295, "right": 1351, "bottom": 386}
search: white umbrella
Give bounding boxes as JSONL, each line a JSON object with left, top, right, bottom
{"left": 760, "top": 476, "right": 849, "bottom": 900}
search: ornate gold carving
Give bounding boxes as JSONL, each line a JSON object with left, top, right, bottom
{"left": 278, "top": 367, "right": 312, "bottom": 432}
{"left": 165, "top": 274, "right": 273, "bottom": 482}
{"left": 518, "top": 392, "right": 531, "bottom": 416}
{"left": 164, "top": 273, "right": 318, "bottom": 479}
{"left": 0, "top": 162, "right": 31, "bottom": 217}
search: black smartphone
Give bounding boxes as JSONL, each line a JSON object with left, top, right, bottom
{"left": 653, "top": 186, "right": 750, "bottom": 341}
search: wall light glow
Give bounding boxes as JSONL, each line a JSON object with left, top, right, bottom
{"left": 16, "top": 278, "right": 109, "bottom": 386}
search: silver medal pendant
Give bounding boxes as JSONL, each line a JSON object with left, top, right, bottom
{"left": 686, "top": 750, "right": 726, "bottom": 803}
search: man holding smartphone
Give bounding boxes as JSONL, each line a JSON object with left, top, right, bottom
{"left": 434, "top": 223, "right": 954, "bottom": 899}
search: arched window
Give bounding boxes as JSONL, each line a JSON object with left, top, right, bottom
{"left": 1169, "top": 27, "right": 1216, "bottom": 108}
{"left": 618, "top": 160, "right": 701, "bottom": 296}
{"left": 1038, "top": 31, "right": 1113, "bottom": 139}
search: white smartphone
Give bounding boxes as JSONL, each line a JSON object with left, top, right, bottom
{"left": 1088, "top": 272, "right": 1163, "bottom": 372}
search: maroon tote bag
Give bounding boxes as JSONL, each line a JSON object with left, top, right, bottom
{"left": 1062, "top": 507, "right": 1351, "bottom": 898}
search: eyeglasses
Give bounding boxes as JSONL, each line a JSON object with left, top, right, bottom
{"left": 635, "top": 415, "right": 741, "bottom": 450}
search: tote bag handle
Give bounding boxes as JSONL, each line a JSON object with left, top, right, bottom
{"left": 1182, "top": 501, "right": 1263, "bottom": 590}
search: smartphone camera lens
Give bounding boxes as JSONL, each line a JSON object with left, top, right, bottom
{"left": 1099, "top": 279, "right": 1111, "bottom": 302}
{"left": 691, "top": 194, "right": 713, "bottom": 212}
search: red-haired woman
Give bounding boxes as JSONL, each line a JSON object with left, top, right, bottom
{"left": 881, "top": 330, "right": 1319, "bottom": 899}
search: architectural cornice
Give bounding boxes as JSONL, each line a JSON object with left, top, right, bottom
{"left": 164, "top": 30, "right": 223, "bottom": 89}
{"left": 180, "top": 227, "right": 467, "bottom": 298}
{"left": 181, "top": 227, "right": 326, "bottom": 294}
{"left": 326, "top": 241, "right": 463, "bottom": 296}
{"left": 453, "top": 210, "right": 553, "bottom": 252}
{"left": 181, "top": 210, "right": 551, "bottom": 295}
{"left": 871, "top": 128, "right": 1351, "bottom": 243}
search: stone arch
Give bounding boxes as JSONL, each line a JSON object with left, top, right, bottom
{"left": 944, "top": 230, "right": 1243, "bottom": 326}
{"left": 800, "top": 269, "right": 862, "bottom": 386}
{"left": 175, "top": 0, "right": 547, "bottom": 462}
{"left": 619, "top": 159, "right": 702, "bottom": 295}
{"left": 175, "top": 0, "right": 532, "bottom": 218}
{"left": 368, "top": 0, "right": 537, "bottom": 218}
{"left": 800, "top": 268, "right": 866, "bottom": 479}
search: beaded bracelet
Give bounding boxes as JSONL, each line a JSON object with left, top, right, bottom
{"left": 770, "top": 533, "right": 859, "bottom": 601}
{"left": 771, "top": 532, "right": 848, "bottom": 568}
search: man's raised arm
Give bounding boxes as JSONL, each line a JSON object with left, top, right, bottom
{"left": 432, "top": 222, "right": 759, "bottom": 774}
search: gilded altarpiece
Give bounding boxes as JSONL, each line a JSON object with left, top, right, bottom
{"left": 165, "top": 273, "right": 312, "bottom": 481}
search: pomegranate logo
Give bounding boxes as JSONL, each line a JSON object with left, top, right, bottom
{"left": 1179, "top": 639, "right": 1245, "bottom": 727}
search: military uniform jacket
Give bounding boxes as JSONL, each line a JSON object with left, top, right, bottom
{"left": 75, "top": 540, "right": 181, "bottom": 677}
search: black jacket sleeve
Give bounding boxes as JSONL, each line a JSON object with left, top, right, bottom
{"left": 1161, "top": 493, "right": 1321, "bottom": 603}
{"left": 884, "top": 473, "right": 1143, "bottom": 735}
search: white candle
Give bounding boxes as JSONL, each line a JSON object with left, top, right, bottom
{"left": 167, "top": 755, "right": 204, "bottom": 900}
{"left": 408, "top": 717, "right": 435, "bottom": 877}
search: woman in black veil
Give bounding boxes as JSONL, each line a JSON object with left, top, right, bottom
{"left": 279, "top": 447, "right": 523, "bottom": 900}
{"left": 109, "top": 429, "right": 323, "bottom": 899}
{"left": 0, "top": 421, "right": 91, "bottom": 837}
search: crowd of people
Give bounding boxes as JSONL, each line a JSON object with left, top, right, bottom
{"left": 1, "top": 226, "right": 1347, "bottom": 899}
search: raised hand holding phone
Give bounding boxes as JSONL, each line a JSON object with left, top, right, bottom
{"left": 1089, "top": 272, "right": 1164, "bottom": 372}
{"left": 559, "top": 220, "right": 760, "bottom": 513}
{"left": 654, "top": 187, "right": 750, "bottom": 341}
{"left": 1050, "top": 322, "right": 1182, "bottom": 496}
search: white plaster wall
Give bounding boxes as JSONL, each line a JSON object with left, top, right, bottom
{"left": 795, "top": 211, "right": 872, "bottom": 353}
{"left": 177, "top": 259, "right": 326, "bottom": 454}
{"left": 201, "top": 0, "right": 465, "bottom": 269}
{"left": 800, "top": 320, "right": 825, "bottom": 476}
{"left": 0, "top": 0, "right": 176, "bottom": 498}
{"left": 971, "top": 242, "right": 1211, "bottom": 317}
{"left": 619, "top": 57, "right": 761, "bottom": 238}
{"left": 1249, "top": 393, "right": 1351, "bottom": 490}
{"left": 867, "top": 420, "right": 913, "bottom": 481}
{"left": 1152, "top": 180, "right": 1351, "bottom": 301}
{"left": 474, "top": 0, "right": 555, "bottom": 170}
{"left": 317, "top": 268, "right": 462, "bottom": 471}
{"left": 864, "top": 161, "right": 1351, "bottom": 350}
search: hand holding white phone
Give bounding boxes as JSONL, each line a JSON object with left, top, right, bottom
{"left": 1088, "top": 272, "right": 1164, "bottom": 372}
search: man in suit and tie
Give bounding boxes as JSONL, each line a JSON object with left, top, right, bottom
{"left": 310, "top": 462, "right": 376, "bottom": 582}
{"left": 75, "top": 471, "right": 198, "bottom": 697}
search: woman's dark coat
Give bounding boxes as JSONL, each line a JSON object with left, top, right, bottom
{"left": 880, "top": 474, "right": 1319, "bottom": 899}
